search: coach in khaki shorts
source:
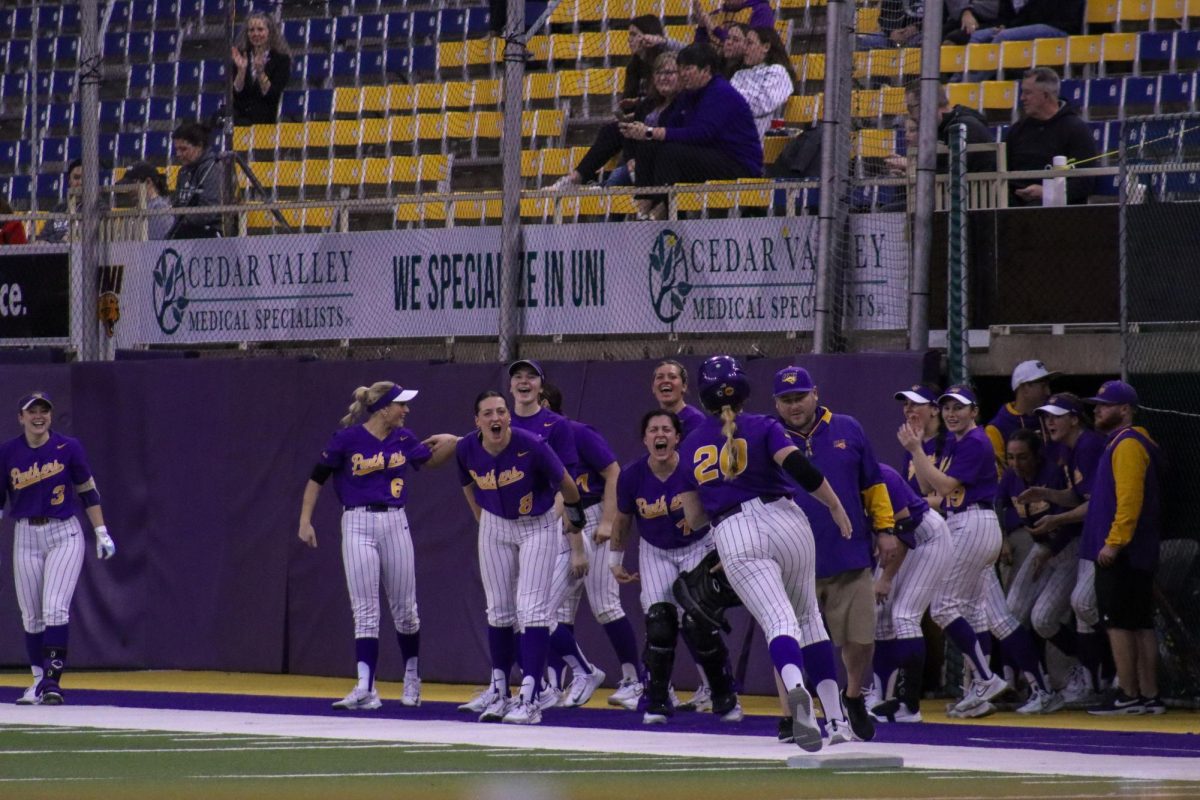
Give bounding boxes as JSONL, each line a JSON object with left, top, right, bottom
{"left": 774, "top": 366, "right": 900, "bottom": 742}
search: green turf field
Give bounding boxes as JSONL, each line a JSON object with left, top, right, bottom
{"left": 3, "top": 726, "right": 1199, "bottom": 800}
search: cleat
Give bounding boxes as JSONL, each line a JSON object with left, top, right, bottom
{"left": 1088, "top": 689, "right": 1144, "bottom": 716}
{"left": 668, "top": 685, "right": 681, "bottom": 709}
{"left": 642, "top": 710, "right": 669, "bottom": 725}
{"left": 719, "top": 701, "right": 744, "bottom": 722}
{"left": 36, "top": 679, "right": 63, "bottom": 706}
{"left": 826, "top": 718, "right": 855, "bottom": 746}
{"left": 947, "top": 700, "right": 996, "bottom": 719}
{"left": 607, "top": 677, "right": 643, "bottom": 710}
{"left": 331, "top": 685, "right": 381, "bottom": 711}
{"left": 842, "top": 692, "right": 876, "bottom": 741}
{"left": 777, "top": 715, "right": 794, "bottom": 743}
{"left": 502, "top": 698, "right": 543, "bottom": 725}
{"left": 459, "top": 687, "right": 500, "bottom": 713}
{"left": 16, "top": 682, "right": 41, "bottom": 706}
{"left": 678, "top": 684, "right": 712, "bottom": 712}
{"left": 786, "top": 685, "right": 823, "bottom": 753}
{"left": 564, "top": 668, "right": 606, "bottom": 708}
{"left": 1061, "top": 665, "right": 1099, "bottom": 708}
{"left": 400, "top": 678, "right": 422, "bottom": 708}
{"left": 479, "top": 694, "right": 514, "bottom": 722}
{"left": 536, "top": 686, "right": 562, "bottom": 710}
{"left": 953, "top": 673, "right": 1009, "bottom": 714}
{"left": 1017, "top": 687, "right": 1065, "bottom": 715}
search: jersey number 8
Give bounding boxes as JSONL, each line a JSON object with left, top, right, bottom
{"left": 693, "top": 439, "right": 749, "bottom": 484}
{"left": 390, "top": 478, "right": 405, "bottom": 498}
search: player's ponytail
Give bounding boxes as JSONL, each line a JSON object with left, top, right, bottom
{"left": 341, "top": 382, "right": 395, "bottom": 427}
{"left": 718, "top": 404, "right": 744, "bottom": 477}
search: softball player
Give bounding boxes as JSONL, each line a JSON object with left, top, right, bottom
{"left": 983, "top": 360, "right": 1058, "bottom": 471}
{"left": 455, "top": 390, "right": 587, "bottom": 725}
{"left": 677, "top": 356, "right": 856, "bottom": 751}
{"left": 539, "top": 383, "right": 642, "bottom": 710}
{"left": 298, "top": 381, "right": 458, "bottom": 711}
{"left": 1, "top": 391, "right": 115, "bottom": 706}
{"left": 652, "top": 359, "right": 708, "bottom": 438}
{"left": 612, "top": 409, "right": 734, "bottom": 724}
{"left": 894, "top": 383, "right": 948, "bottom": 505}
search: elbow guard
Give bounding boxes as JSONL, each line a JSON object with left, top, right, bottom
{"left": 310, "top": 464, "right": 334, "bottom": 485}
{"left": 782, "top": 450, "right": 825, "bottom": 493}
{"left": 79, "top": 488, "right": 101, "bottom": 508}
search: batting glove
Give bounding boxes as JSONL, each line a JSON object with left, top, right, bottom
{"left": 95, "top": 526, "right": 116, "bottom": 560}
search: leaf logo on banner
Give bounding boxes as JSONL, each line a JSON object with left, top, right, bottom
{"left": 152, "top": 249, "right": 190, "bottom": 335}
{"left": 648, "top": 229, "right": 691, "bottom": 325}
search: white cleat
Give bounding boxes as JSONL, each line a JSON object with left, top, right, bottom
{"left": 459, "top": 687, "right": 500, "bottom": 713}
{"left": 642, "top": 710, "right": 669, "bottom": 725}
{"left": 678, "top": 684, "right": 712, "bottom": 712}
{"left": 1017, "top": 687, "right": 1066, "bottom": 715}
{"left": 946, "top": 700, "right": 997, "bottom": 719}
{"left": 953, "top": 673, "right": 1009, "bottom": 714}
{"left": 563, "top": 668, "right": 606, "bottom": 708}
{"left": 479, "top": 694, "right": 514, "bottom": 723}
{"left": 786, "top": 686, "right": 823, "bottom": 753}
{"left": 826, "top": 718, "right": 856, "bottom": 746}
{"left": 1060, "top": 665, "right": 1099, "bottom": 708}
{"left": 331, "top": 686, "right": 381, "bottom": 711}
{"left": 607, "top": 677, "right": 643, "bottom": 710}
{"left": 536, "top": 687, "right": 562, "bottom": 711}
{"left": 502, "top": 698, "right": 543, "bottom": 725}
{"left": 400, "top": 677, "right": 421, "bottom": 708}
{"left": 16, "top": 682, "right": 41, "bottom": 706}
{"left": 720, "top": 702, "right": 744, "bottom": 723}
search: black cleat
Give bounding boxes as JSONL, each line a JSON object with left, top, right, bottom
{"left": 843, "top": 691, "right": 876, "bottom": 741}
{"left": 777, "top": 715, "right": 794, "bottom": 743}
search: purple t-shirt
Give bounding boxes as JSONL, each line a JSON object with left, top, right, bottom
{"left": 569, "top": 419, "right": 617, "bottom": 503}
{"left": 998, "top": 457, "right": 1064, "bottom": 533}
{"left": 511, "top": 407, "right": 578, "bottom": 471}
{"left": 880, "top": 463, "right": 928, "bottom": 549}
{"left": 675, "top": 404, "right": 708, "bottom": 439}
{"left": 0, "top": 431, "right": 96, "bottom": 520}
{"left": 617, "top": 454, "right": 697, "bottom": 550}
{"left": 679, "top": 412, "right": 797, "bottom": 517}
{"left": 456, "top": 426, "right": 566, "bottom": 519}
{"left": 938, "top": 427, "right": 999, "bottom": 512}
{"left": 319, "top": 425, "right": 432, "bottom": 508}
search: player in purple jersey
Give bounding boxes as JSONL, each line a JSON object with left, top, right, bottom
{"left": 984, "top": 360, "right": 1058, "bottom": 472}
{"left": 894, "top": 383, "right": 948, "bottom": 508}
{"left": 1018, "top": 393, "right": 1111, "bottom": 706}
{"left": 652, "top": 359, "right": 708, "bottom": 439}
{"left": 455, "top": 391, "right": 587, "bottom": 725}
{"left": 298, "top": 382, "right": 459, "bottom": 711}
{"left": 537, "top": 383, "right": 639, "bottom": 710}
{"left": 899, "top": 385, "right": 1050, "bottom": 717}
{"left": 677, "top": 356, "right": 856, "bottom": 751}
{"left": 0, "top": 391, "right": 115, "bottom": 706}
{"left": 509, "top": 360, "right": 578, "bottom": 469}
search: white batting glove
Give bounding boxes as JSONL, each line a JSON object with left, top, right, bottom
{"left": 95, "top": 526, "right": 116, "bottom": 560}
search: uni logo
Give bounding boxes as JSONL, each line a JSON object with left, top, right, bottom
{"left": 782, "top": 373, "right": 798, "bottom": 384}
{"left": 152, "top": 248, "right": 190, "bottom": 335}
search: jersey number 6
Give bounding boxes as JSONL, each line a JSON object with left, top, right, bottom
{"left": 390, "top": 478, "right": 405, "bottom": 498}
{"left": 693, "top": 439, "right": 749, "bottom": 484}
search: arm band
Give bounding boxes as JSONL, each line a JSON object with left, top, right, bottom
{"left": 79, "top": 488, "right": 102, "bottom": 508}
{"left": 564, "top": 501, "right": 586, "bottom": 530}
{"left": 782, "top": 450, "right": 825, "bottom": 493}
{"left": 310, "top": 464, "right": 334, "bottom": 485}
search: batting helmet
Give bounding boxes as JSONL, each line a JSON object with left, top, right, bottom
{"left": 698, "top": 355, "right": 750, "bottom": 412}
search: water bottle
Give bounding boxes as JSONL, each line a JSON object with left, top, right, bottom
{"left": 1042, "top": 155, "right": 1068, "bottom": 206}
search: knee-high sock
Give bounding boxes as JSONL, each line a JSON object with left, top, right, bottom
{"left": 602, "top": 617, "right": 643, "bottom": 682}
{"left": 800, "top": 640, "right": 845, "bottom": 725}
{"left": 1077, "top": 630, "right": 1105, "bottom": 690}
{"left": 519, "top": 626, "right": 550, "bottom": 703}
{"left": 944, "top": 617, "right": 992, "bottom": 679}
{"left": 893, "top": 636, "right": 926, "bottom": 710}
{"left": 550, "top": 622, "right": 594, "bottom": 679}
{"left": 998, "top": 626, "right": 1048, "bottom": 692}
{"left": 872, "top": 639, "right": 898, "bottom": 699}
{"left": 354, "top": 637, "right": 379, "bottom": 691}
{"left": 396, "top": 631, "right": 419, "bottom": 679}
{"left": 487, "top": 625, "right": 516, "bottom": 694}
{"left": 42, "top": 624, "right": 69, "bottom": 683}
{"left": 1048, "top": 624, "right": 1078, "bottom": 657}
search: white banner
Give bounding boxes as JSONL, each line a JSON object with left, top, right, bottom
{"left": 103, "top": 216, "right": 909, "bottom": 346}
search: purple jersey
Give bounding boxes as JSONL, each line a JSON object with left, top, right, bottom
{"left": 569, "top": 420, "right": 617, "bottom": 504}
{"left": 456, "top": 426, "right": 566, "bottom": 519}
{"left": 679, "top": 412, "right": 797, "bottom": 517}
{"left": 1062, "top": 428, "right": 1106, "bottom": 501}
{"left": 675, "top": 404, "right": 708, "bottom": 439}
{"left": 319, "top": 425, "right": 432, "bottom": 508}
{"left": 511, "top": 407, "right": 578, "bottom": 471}
{"left": 985, "top": 403, "right": 1042, "bottom": 468}
{"left": 901, "top": 434, "right": 948, "bottom": 508}
{"left": 998, "top": 457, "right": 1064, "bottom": 533}
{"left": 0, "top": 431, "right": 96, "bottom": 520}
{"left": 617, "top": 454, "right": 696, "bottom": 550}
{"left": 938, "top": 427, "right": 999, "bottom": 512}
{"left": 880, "top": 463, "right": 928, "bottom": 549}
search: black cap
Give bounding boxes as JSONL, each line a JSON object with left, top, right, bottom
{"left": 119, "top": 161, "right": 164, "bottom": 184}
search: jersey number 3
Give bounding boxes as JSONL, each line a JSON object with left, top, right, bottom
{"left": 50, "top": 485, "right": 66, "bottom": 506}
{"left": 693, "top": 439, "right": 748, "bottom": 484}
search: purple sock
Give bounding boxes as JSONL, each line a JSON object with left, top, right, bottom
{"left": 1049, "top": 625, "right": 1078, "bottom": 657}
{"left": 520, "top": 626, "right": 550, "bottom": 701}
{"left": 24, "top": 631, "right": 44, "bottom": 670}
{"left": 1077, "top": 630, "right": 1104, "bottom": 689}
{"left": 487, "top": 625, "right": 516, "bottom": 691}
{"left": 602, "top": 617, "right": 643, "bottom": 679}
{"left": 355, "top": 637, "right": 379, "bottom": 689}
{"left": 767, "top": 636, "right": 805, "bottom": 677}
{"left": 873, "top": 639, "right": 897, "bottom": 694}
{"left": 893, "top": 636, "right": 927, "bottom": 702}
{"left": 549, "top": 624, "right": 586, "bottom": 682}
{"left": 980, "top": 632, "right": 994, "bottom": 658}
{"left": 43, "top": 624, "right": 68, "bottom": 650}
{"left": 999, "top": 627, "right": 1048, "bottom": 691}
{"left": 42, "top": 624, "right": 69, "bottom": 682}
{"left": 396, "top": 632, "right": 419, "bottom": 666}
{"left": 799, "top": 640, "right": 838, "bottom": 686}
{"left": 944, "top": 617, "right": 990, "bottom": 677}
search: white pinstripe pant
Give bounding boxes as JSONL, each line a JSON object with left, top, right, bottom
{"left": 932, "top": 506, "right": 1002, "bottom": 630}
{"left": 550, "top": 504, "right": 627, "bottom": 624}
{"left": 876, "top": 512, "right": 955, "bottom": 640}
{"left": 1071, "top": 558, "right": 1099, "bottom": 633}
{"left": 639, "top": 535, "right": 715, "bottom": 612}
{"left": 14, "top": 518, "right": 84, "bottom": 633}
{"left": 712, "top": 497, "right": 827, "bottom": 646}
{"left": 478, "top": 508, "right": 560, "bottom": 629}
{"left": 340, "top": 508, "right": 419, "bottom": 638}
{"left": 1007, "top": 539, "right": 1078, "bottom": 640}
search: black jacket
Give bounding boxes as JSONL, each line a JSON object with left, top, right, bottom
{"left": 1002, "top": 0, "right": 1086, "bottom": 35}
{"left": 1004, "top": 102, "right": 1097, "bottom": 205}
{"left": 938, "top": 104, "right": 997, "bottom": 173}
{"left": 232, "top": 49, "right": 291, "bottom": 125}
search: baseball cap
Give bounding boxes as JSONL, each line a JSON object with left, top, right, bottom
{"left": 1085, "top": 380, "right": 1138, "bottom": 407}
{"left": 367, "top": 384, "right": 418, "bottom": 413}
{"left": 773, "top": 366, "right": 815, "bottom": 397}
{"left": 1036, "top": 393, "right": 1083, "bottom": 416}
{"left": 1011, "top": 359, "right": 1060, "bottom": 391}
{"left": 19, "top": 391, "right": 53, "bottom": 411}
{"left": 508, "top": 359, "right": 545, "bottom": 380}
{"left": 118, "top": 160, "right": 164, "bottom": 185}
{"left": 894, "top": 384, "right": 939, "bottom": 404}
{"left": 938, "top": 385, "right": 978, "bottom": 406}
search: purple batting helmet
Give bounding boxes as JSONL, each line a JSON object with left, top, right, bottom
{"left": 698, "top": 355, "right": 751, "bottom": 412}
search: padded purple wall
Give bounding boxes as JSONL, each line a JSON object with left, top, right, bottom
{"left": 0, "top": 353, "right": 923, "bottom": 694}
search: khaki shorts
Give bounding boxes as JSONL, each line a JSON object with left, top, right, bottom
{"left": 815, "top": 568, "right": 876, "bottom": 646}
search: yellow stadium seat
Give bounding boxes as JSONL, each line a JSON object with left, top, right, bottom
{"left": 783, "top": 94, "right": 822, "bottom": 125}
{"left": 415, "top": 83, "right": 446, "bottom": 112}
{"left": 1102, "top": 31, "right": 1138, "bottom": 62}
{"left": 947, "top": 82, "right": 981, "bottom": 110}
{"left": 856, "top": 6, "right": 881, "bottom": 34}
{"left": 898, "top": 48, "right": 921, "bottom": 78}
{"left": 306, "top": 122, "right": 333, "bottom": 150}
{"left": 521, "top": 196, "right": 554, "bottom": 222}
{"left": 855, "top": 129, "right": 896, "bottom": 158}
{"left": 247, "top": 161, "right": 276, "bottom": 188}
{"left": 395, "top": 199, "right": 447, "bottom": 224}
{"left": 465, "top": 38, "right": 500, "bottom": 69}
{"left": 966, "top": 43, "right": 1000, "bottom": 76}
{"left": 1119, "top": 0, "right": 1152, "bottom": 24}
{"left": 867, "top": 49, "right": 901, "bottom": 78}
{"left": 1032, "top": 37, "right": 1067, "bottom": 68}
{"left": 361, "top": 86, "right": 388, "bottom": 114}
{"left": 332, "top": 120, "right": 360, "bottom": 148}
{"left": 550, "top": 33, "right": 583, "bottom": 65}
{"left": 764, "top": 136, "right": 790, "bottom": 165}
{"left": 388, "top": 84, "right": 415, "bottom": 113}
{"left": 439, "top": 41, "right": 467, "bottom": 71}
{"left": 362, "top": 158, "right": 390, "bottom": 187}
{"left": 801, "top": 53, "right": 826, "bottom": 83}
{"left": 526, "top": 73, "right": 560, "bottom": 102}
{"left": 550, "top": 0, "right": 577, "bottom": 25}
{"left": 444, "top": 81, "right": 475, "bottom": 109}
{"left": 524, "top": 109, "right": 565, "bottom": 139}
{"left": 852, "top": 51, "right": 870, "bottom": 80}
{"left": 941, "top": 45, "right": 967, "bottom": 75}
{"left": 333, "top": 87, "right": 361, "bottom": 116}
{"left": 981, "top": 80, "right": 1017, "bottom": 112}
{"left": 419, "top": 113, "right": 450, "bottom": 142}
{"left": 851, "top": 89, "right": 882, "bottom": 118}
{"left": 331, "top": 159, "right": 362, "bottom": 187}
{"left": 390, "top": 156, "right": 421, "bottom": 186}
{"left": 521, "top": 150, "right": 543, "bottom": 179}
{"left": 474, "top": 79, "right": 502, "bottom": 107}
{"left": 420, "top": 155, "right": 451, "bottom": 184}
{"left": 360, "top": 118, "right": 387, "bottom": 147}
{"left": 1087, "top": 0, "right": 1120, "bottom": 24}
{"left": 472, "top": 112, "right": 502, "bottom": 144}
{"left": 1000, "top": 41, "right": 1034, "bottom": 70}
{"left": 250, "top": 124, "right": 277, "bottom": 155}
{"left": 452, "top": 196, "right": 502, "bottom": 224}
{"left": 540, "top": 148, "right": 571, "bottom": 178}
{"left": 1067, "top": 34, "right": 1103, "bottom": 68}
{"left": 275, "top": 161, "right": 302, "bottom": 189}
{"left": 387, "top": 116, "right": 416, "bottom": 147}
{"left": 277, "top": 123, "right": 304, "bottom": 152}
{"left": 303, "top": 160, "right": 332, "bottom": 192}
{"left": 166, "top": 165, "right": 179, "bottom": 190}
{"left": 585, "top": 67, "right": 620, "bottom": 97}
{"left": 233, "top": 126, "right": 251, "bottom": 151}
{"left": 604, "top": 30, "right": 631, "bottom": 58}
{"left": 526, "top": 35, "right": 551, "bottom": 61}
{"left": 557, "top": 70, "right": 587, "bottom": 99}
{"left": 880, "top": 86, "right": 905, "bottom": 115}
{"left": 1153, "top": 0, "right": 1185, "bottom": 21}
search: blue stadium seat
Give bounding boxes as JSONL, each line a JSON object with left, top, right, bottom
{"left": 100, "top": 100, "right": 125, "bottom": 130}
{"left": 386, "top": 11, "right": 412, "bottom": 40}
{"left": 103, "top": 32, "right": 128, "bottom": 60}
{"left": 36, "top": 37, "right": 56, "bottom": 66}
{"left": 65, "top": 137, "right": 81, "bottom": 163}
{"left": 128, "top": 31, "right": 153, "bottom": 61}
{"left": 283, "top": 20, "right": 307, "bottom": 50}
{"left": 385, "top": 47, "right": 411, "bottom": 79}
{"left": 1086, "top": 77, "right": 1121, "bottom": 111}
{"left": 412, "top": 10, "right": 440, "bottom": 40}
{"left": 306, "top": 89, "right": 334, "bottom": 120}
{"left": 48, "top": 103, "right": 78, "bottom": 134}
{"left": 1177, "top": 30, "right": 1200, "bottom": 64}
{"left": 1158, "top": 73, "right": 1193, "bottom": 110}
{"left": 1164, "top": 171, "right": 1200, "bottom": 195}
{"left": 465, "top": 7, "right": 492, "bottom": 37}
{"left": 108, "top": 1, "right": 132, "bottom": 30}
{"left": 0, "top": 9, "right": 14, "bottom": 37}
{"left": 280, "top": 90, "right": 305, "bottom": 121}
{"left": 175, "top": 95, "right": 199, "bottom": 122}
{"left": 308, "top": 18, "right": 335, "bottom": 50}
{"left": 1087, "top": 120, "right": 1108, "bottom": 153}
{"left": 412, "top": 45, "right": 437, "bottom": 76}
{"left": 1060, "top": 79, "right": 1086, "bottom": 109}
{"left": 7, "top": 39, "right": 32, "bottom": 67}
{"left": 0, "top": 74, "right": 25, "bottom": 106}
{"left": 202, "top": 0, "right": 227, "bottom": 22}
{"left": 148, "top": 97, "right": 175, "bottom": 124}
{"left": 333, "top": 15, "right": 360, "bottom": 46}
{"left": 198, "top": 93, "right": 223, "bottom": 123}
{"left": 15, "top": 141, "right": 34, "bottom": 172}
{"left": 36, "top": 174, "right": 64, "bottom": 203}
{"left": 150, "top": 30, "right": 178, "bottom": 59}
{"left": 361, "top": 13, "right": 386, "bottom": 40}
{"left": 13, "top": 7, "right": 34, "bottom": 37}
{"left": 178, "top": 0, "right": 202, "bottom": 23}
{"left": 123, "top": 98, "right": 150, "bottom": 129}
{"left": 131, "top": 0, "right": 156, "bottom": 28}
{"left": 144, "top": 131, "right": 172, "bottom": 160}
{"left": 153, "top": 61, "right": 181, "bottom": 92}
{"left": 332, "top": 52, "right": 360, "bottom": 83}
{"left": 60, "top": 5, "right": 80, "bottom": 33}
{"left": 201, "top": 59, "right": 227, "bottom": 90}
{"left": 359, "top": 50, "right": 385, "bottom": 84}
{"left": 298, "top": 53, "right": 332, "bottom": 88}
{"left": 128, "top": 63, "right": 152, "bottom": 95}
{"left": 6, "top": 176, "right": 33, "bottom": 206}
{"left": 1138, "top": 31, "right": 1173, "bottom": 70}
{"left": 0, "top": 142, "right": 15, "bottom": 174}
{"left": 1122, "top": 76, "right": 1158, "bottom": 113}
{"left": 40, "top": 137, "right": 67, "bottom": 165}
{"left": 117, "top": 132, "right": 144, "bottom": 162}
{"left": 440, "top": 9, "right": 468, "bottom": 39}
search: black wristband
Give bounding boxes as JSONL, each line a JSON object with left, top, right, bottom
{"left": 782, "top": 450, "right": 825, "bottom": 493}
{"left": 564, "top": 501, "right": 586, "bottom": 530}
{"left": 310, "top": 464, "right": 334, "bottom": 485}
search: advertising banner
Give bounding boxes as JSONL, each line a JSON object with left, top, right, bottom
{"left": 0, "top": 250, "right": 72, "bottom": 342}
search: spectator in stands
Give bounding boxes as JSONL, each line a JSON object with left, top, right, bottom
{"left": 904, "top": 82, "right": 997, "bottom": 172}
{"left": 622, "top": 43, "right": 763, "bottom": 219}
{"left": 694, "top": 0, "right": 776, "bottom": 38}
{"left": 731, "top": 26, "right": 796, "bottom": 139}
{"left": 38, "top": 159, "right": 82, "bottom": 243}
{"left": 1004, "top": 68, "right": 1096, "bottom": 206}
{"left": 713, "top": 23, "right": 749, "bottom": 78}
{"left": 858, "top": 0, "right": 923, "bottom": 50}
{"left": 118, "top": 161, "right": 175, "bottom": 241}
{"left": 625, "top": 16, "right": 685, "bottom": 103}
{"left": 944, "top": 0, "right": 1004, "bottom": 45}
{"left": 968, "top": 0, "right": 1085, "bottom": 45}
{"left": 231, "top": 11, "right": 291, "bottom": 125}
{"left": 168, "top": 123, "right": 225, "bottom": 240}
{"left": 0, "top": 197, "right": 26, "bottom": 245}
{"left": 550, "top": 52, "right": 683, "bottom": 190}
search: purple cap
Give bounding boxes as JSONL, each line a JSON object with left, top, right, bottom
{"left": 774, "top": 366, "right": 815, "bottom": 397}
{"left": 894, "top": 384, "right": 939, "bottom": 404}
{"left": 1085, "top": 380, "right": 1138, "bottom": 407}
{"left": 508, "top": 359, "right": 544, "bottom": 380}
{"left": 938, "top": 385, "right": 978, "bottom": 406}
{"left": 19, "top": 391, "right": 53, "bottom": 411}
{"left": 1037, "top": 393, "right": 1082, "bottom": 416}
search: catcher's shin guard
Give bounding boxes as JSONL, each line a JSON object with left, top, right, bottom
{"left": 681, "top": 610, "right": 735, "bottom": 702}
{"left": 644, "top": 603, "right": 678, "bottom": 710}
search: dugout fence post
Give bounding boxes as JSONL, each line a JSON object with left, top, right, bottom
{"left": 908, "top": 0, "right": 945, "bottom": 353}
{"left": 946, "top": 123, "right": 968, "bottom": 386}
{"left": 78, "top": 0, "right": 102, "bottom": 361}
{"left": 498, "top": 0, "right": 529, "bottom": 363}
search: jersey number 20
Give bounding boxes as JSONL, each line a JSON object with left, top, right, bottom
{"left": 693, "top": 439, "right": 748, "bottom": 484}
